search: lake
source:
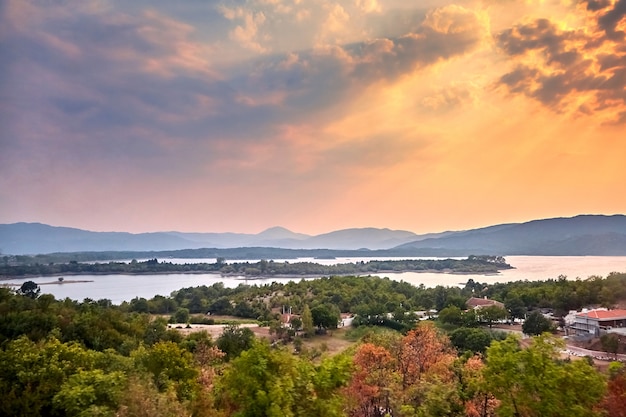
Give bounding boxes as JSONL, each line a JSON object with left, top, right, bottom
{"left": 4, "top": 256, "right": 626, "bottom": 304}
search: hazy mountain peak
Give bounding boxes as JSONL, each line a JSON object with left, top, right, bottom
{"left": 257, "top": 226, "right": 310, "bottom": 240}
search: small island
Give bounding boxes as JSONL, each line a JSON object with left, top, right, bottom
{"left": 0, "top": 255, "right": 511, "bottom": 279}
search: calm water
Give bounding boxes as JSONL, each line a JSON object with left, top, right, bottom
{"left": 4, "top": 256, "right": 626, "bottom": 304}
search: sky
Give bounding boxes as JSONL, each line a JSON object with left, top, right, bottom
{"left": 1, "top": 0, "right": 626, "bottom": 235}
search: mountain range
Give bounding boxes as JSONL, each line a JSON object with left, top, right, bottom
{"left": 1, "top": 214, "right": 626, "bottom": 256}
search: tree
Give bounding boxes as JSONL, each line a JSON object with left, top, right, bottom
{"left": 398, "top": 321, "right": 456, "bottom": 388}
{"left": 438, "top": 305, "right": 464, "bottom": 326}
{"left": 18, "top": 280, "right": 40, "bottom": 299}
{"left": 600, "top": 334, "right": 620, "bottom": 358}
{"left": 216, "top": 324, "right": 255, "bottom": 361}
{"left": 459, "top": 355, "right": 499, "bottom": 417}
{"left": 216, "top": 340, "right": 350, "bottom": 416}
{"left": 505, "top": 295, "right": 527, "bottom": 322}
{"left": 301, "top": 304, "right": 314, "bottom": 336}
{"left": 449, "top": 327, "right": 493, "bottom": 354}
{"left": 208, "top": 297, "right": 232, "bottom": 315}
{"left": 522, "top": 310, "right": 553, "bottom": 336}
{"left": 52, "top": 369, "right": 126, "bottom": 416}
{"left": 129, "top": 297, "right": 149, "bottom": 313}
{"left": 217, "top": 341, "right": 297, "bottom": 417}
{"left": 133, "top": 341, "right": 198, "bottom": 400}
{"left": 602, "top": 363, "right": 626, "bottom": 417}
{"left": 477, "top": 305, "right": 507, "bottom": 328}
{"left": 483, "top": 334, "right": 606, "bottom": 417}
{"left": 311, "top": 304, "right": 340, "bottom": 331}
{"left": 290, "top": 316, "right": 302, "bottom": 331}
{"left": 116, "top": 376, "right": 189, "bottom": 417}
{"left": 344, "top": 343, "right": 395, "bottom": 417}
{"left": 171, "top": 307, "right": 189, "bottom": 324}
{"left": 0, "top": 336, "right": 98, "bottom": 416}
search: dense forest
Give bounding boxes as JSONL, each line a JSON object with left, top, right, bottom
{"left": 2, "top": 270, "right": 626, "bottom": 416}
{"left": 0, "top": 255, "right": 510, "bottom": 278}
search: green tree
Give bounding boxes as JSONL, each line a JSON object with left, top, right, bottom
{"left": 216, "top": 340, "right": 350, "bottom": 416}
{"left": 133, "top": 341, "right": 198, "bottom": 400}
{"left": 438, "top": 305, "right": 464, "bottom": 326}
{"left": 52, "top": 369, "right": 126, "bottom": 416}
{"left": 301, "top": 304, "right": 314, "bottom": 337}
{"left": 116, "top": 376, "right": 189, "bottom": 417}
{"left": 0, "top": 336, "right": 98, "bottom": 416}
{"left": 129, "top": 297, "right": 149, "bottom": 313}
{"left": 311, "top": 304, "right": 340, "bottom": 331}
{"left": 483, "top": 334, "right": 606, "bottom": 417}
{"left": 477, "top": 305, "right": 507, "bottom": 328}
{"left": 18, "top": 280, "right": 41, "bottom": 299}
{"left": 208, "top": 297, "right": 232, "bottom": 315}
{"left": 290, "top": 316, "right": 302, "bottom": 331}
{"left": 171, "top": 307, "right": 190, "bottom": 324}
{"left": 505, "top": 295, "right": 527, "bottom": 322}
{"left": 216, "top": 324, "right": 255, "bottom": 361}
{"left": 449, "top": 327, "right": 493, "bottom": 354}
{"left": 600, "top": 333, "right": 620, "bottom": 358}
{"left": 216, "top": 340, "right": 299, "bottom": 416}
{"left": 522, "top": 310, "right": 554, "bottom": 336}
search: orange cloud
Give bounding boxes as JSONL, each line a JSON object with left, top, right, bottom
{"left": 496, "top": 0, "right": 626, "bottom": 123}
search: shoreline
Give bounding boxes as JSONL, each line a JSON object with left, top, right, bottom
{"left": 0, "top": 267, "right": 505, "bottom": 282}
{"left": 1, "top": 278, "right": 95, "bottom": 286}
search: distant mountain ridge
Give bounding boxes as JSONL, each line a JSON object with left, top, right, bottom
{"left": 1, "top": 214, "right": 626, "bottom": 255}
{"left": 396, "top": 214, "right": 626, "bottom": 255}
{"left": 0, "top": 223, "right": 422, "bottom": 255}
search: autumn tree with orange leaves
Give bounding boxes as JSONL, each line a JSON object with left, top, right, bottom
{"left": 457, "top": 355, "right": 499, "bottom": 417}
{"left": 345, "top": 322, "right": 464, "bottom": 417}
{"left": 344, "top": 343, "right": 396, "bottom": 417}
{"left": 602, "top": 362, "right": 626, "bottom": 417}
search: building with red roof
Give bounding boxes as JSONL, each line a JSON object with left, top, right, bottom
{"left": 466, "top": 296, "right": 505, "bottom": 310}
{"left": 570, "top": 309, "right": 626, "bottom": 336}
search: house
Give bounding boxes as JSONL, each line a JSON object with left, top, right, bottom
{"left": 466, "top": 296, "right": 505, "bottom": 310}
{"left": 569, "top": 308, "right": 626, "bottom": 336}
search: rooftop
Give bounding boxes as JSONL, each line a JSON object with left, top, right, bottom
{"left": 575, "top": 309, "right": 626, "bottom": 320}
{"left": 466, "top": 297, "right": 505, "bottom": 308}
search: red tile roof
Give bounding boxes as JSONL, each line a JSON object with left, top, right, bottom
{"left": 466, "top": 297, "right": 505, "bottom": 309}
{"left": 575, "top": 309, "right": 626, "bottom": 320}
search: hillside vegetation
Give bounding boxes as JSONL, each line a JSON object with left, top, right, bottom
{"left": 2, "top": 271, "right": 626, "bottom": 416}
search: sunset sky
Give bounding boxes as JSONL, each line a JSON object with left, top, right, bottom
{"left": 1, "top": 0, "right": 626, "bottom": 235}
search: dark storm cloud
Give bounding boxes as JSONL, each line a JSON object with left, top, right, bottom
{"left": 583, "top": 0, "right": 612, "bottom": 12}
{"left": 596, "top": 0, "right": 626, "bottom": 40}
{"left": 495, "top": 1, "right": 626, "bottom": 121}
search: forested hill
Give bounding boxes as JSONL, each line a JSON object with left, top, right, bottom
{"left": 396, "top": 214, "right": 626, "bottom": 255}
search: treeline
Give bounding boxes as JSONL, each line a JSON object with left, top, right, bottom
{"left": 0, "top": 255, "right": 510, "bottom": 278}
{"left": 133, "top": 272, "right": 626, "bottom": 322}
{"left": 1, "top": 245, "right": 471, "bottom": 265}
{"left": 1, "top": 280, "right": 625, "bottom": 416}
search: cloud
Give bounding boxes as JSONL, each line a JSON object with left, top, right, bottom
{"left": 219, "top": 5, "right": 269, "bottom": 52}
{"left": 0, "top": 1, "right": 491, "bottom": 179}
{"left": 495, "top": 0, "right": 626, "bottom": 122}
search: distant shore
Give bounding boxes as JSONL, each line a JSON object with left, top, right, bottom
{"left": 1, "top": 278, "right": 94, "bottom": 286}
{"left": 0, "top": 267, "right": 504, "bottom": 283}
